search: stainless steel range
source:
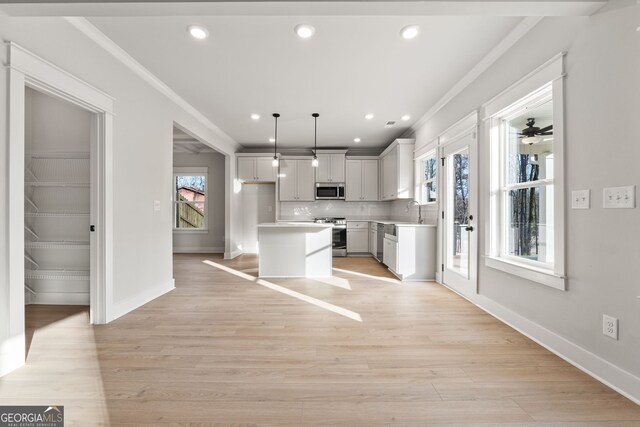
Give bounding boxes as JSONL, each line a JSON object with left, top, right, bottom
{"left": 314, "top": 217, "right": 347, "bottom": 257}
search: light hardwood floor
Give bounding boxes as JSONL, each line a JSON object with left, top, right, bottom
{"left": 1, "top": 253, "right": 639, "bottom": 426}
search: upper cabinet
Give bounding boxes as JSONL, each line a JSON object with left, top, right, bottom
{"left": 379, "top": 139, "right": 415, "bottom": 201}
{"left": 315, "top": 151, "right": 346, "bottom": 183}
{"left": 279, "top": 158, "right": 315, "bottom": 201}
{"left": 345, "top": 158, "right": 379, "bottom": 201}
{"left": 237, "top": 156, "right": 276, "bottom": 182}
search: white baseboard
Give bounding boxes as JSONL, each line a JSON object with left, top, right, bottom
{"left": 224, "top": 249, "right": 243, "bottom": 259}
{"left": 173, "top": 246, "right": 224, "bottom": 254}
{"left": 435, "top": 278, "right": 640, "bottom": 404}
{"left": 473, "top": 294, "right": 640, "bottom": 405}
{"left": 110, "top": 279, "right": 175, "bottom": 321}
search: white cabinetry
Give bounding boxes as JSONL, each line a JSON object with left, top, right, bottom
{"left": 279, "top": 159, "right": 315, "bottom": 201}
{"left": 386, "top": 225, "right": 437, "bottom": 281}
{"left": 379, "top": 139, "right": 415, "bottom": 200}
{"left": 345, "top": 159, "right": 378, "bottom": 201}
{"left": 237, "top": 156, "right": 276, "bottom": 182}
{"left": 315, "top": 152, "right": 345, "bottom": 183}
{"left": 347, "top": 221, "right": 369, "bottom": 253}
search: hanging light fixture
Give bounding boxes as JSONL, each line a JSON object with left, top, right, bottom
{"left": 311, "top": 113, "right": 320, "bottom": 167}
{"left": 272, "top": 113, "right": 280, "bottom": 167}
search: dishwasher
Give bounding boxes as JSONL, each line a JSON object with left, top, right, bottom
{"left": 376, "top": 222, "right": 385, "bottom": 264}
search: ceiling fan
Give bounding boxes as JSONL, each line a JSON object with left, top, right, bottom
{"left": 519, "top": 118, "right": 553, "bottom": 145}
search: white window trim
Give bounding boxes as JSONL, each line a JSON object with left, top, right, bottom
{"left": 173, "top": 166, "right": 209, "bottom": 232}
{"left": 485, "top": 53, "right": 566, "bottom": 290}
{"left": 415, "top": 149, "right": 438, "bottom": 206}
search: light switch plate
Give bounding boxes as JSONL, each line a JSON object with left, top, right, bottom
{"left": 603, "top": 185, "right": 635, "bottom": 209}
{"left": 153, "top": 200, "right": 161, "bottom": 211}
{"left": 571, "top": 190, "right": 590, "bottom": 209}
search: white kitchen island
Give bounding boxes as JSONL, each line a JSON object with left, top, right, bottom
{"left": 257, "top": 223, "right": 333, "bottom": 278}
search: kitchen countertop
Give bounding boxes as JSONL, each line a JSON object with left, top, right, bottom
{"left": 259, "top": 222, "right": 332, "bottom": 228}
{"left": 276, "top": 218, "right": 435, "bottom": 227}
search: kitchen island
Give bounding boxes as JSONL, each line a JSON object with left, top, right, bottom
{"left": 257, "top": 222, "right": 333, "bottom": 278}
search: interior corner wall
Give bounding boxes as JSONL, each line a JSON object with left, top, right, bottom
{"left": 413, "top": 2, "right": 640, "bottom": 397}
{"left": 172, "top": 152, "right": 226, "bottom": 252}
{"left": 0, "top": 13, "right": 241, "bottom": 343}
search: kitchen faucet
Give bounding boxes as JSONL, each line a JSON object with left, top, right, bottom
{"left": 406, "top": 200, "right": 424, "bottom": 224}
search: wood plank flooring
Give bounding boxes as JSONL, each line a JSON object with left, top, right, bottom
{"left": 1, "top": 253, "right": 639, "bottom": 426}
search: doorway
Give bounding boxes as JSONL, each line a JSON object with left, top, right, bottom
{"left": 441, "top": 122, "right": 478, "bottom": 298}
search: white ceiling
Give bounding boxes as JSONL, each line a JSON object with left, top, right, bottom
{"left": 89, "top": 15, "right": 522, "bottom": 148}
{"left": 0, "top": 1, "right": 604, "bottom": 150}
{"left": 173, "top": 127, "right": 216, "bottom": 154}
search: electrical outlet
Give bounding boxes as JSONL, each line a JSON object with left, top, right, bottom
{"left": 571, "top": 190, "right": 590, "bottom": 209}
{"left": 153, "top": 200, "right": 161, "bottom": 212}
{"left": 602, "top": 314, "right": 618, "bottom": 340}
{"left": 603, "top": 185, "right": 635, "bottom": 209}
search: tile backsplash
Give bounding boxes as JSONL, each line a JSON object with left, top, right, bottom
{"left": 279, "top": 201, "right": 391, "bottom": 221}
{"left": 279, "top": 199, "right": 439, "bottom": 225}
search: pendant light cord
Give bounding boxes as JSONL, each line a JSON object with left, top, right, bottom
{"left": 273, "top": 113, "right": 280, "bottom": 159}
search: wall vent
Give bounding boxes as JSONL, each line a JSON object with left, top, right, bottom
{"left": 384, "top": 121, "right": 396, "bottom": 128}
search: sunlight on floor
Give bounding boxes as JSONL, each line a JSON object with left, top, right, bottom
{"left": 0, "top": 309, "right": 110, "bottom": 424}
{"left": 203, "top": 260, "right": 362, "bottom": 322}
{"left": 332, "top": 267, "right": 401, "bottom": 284}
{"left": 310, "top": 276, "right": 352, "bottom": 290}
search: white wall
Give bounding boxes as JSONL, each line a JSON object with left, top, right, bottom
{"left": 172, "top": 152, "right": 226, "bottom": 253}
{"left": 0, "top": 15, "right": 242, "bottom": 375}
{"left": 242, "top": 183, "right": 276, "bottom": 253}
{"left": 411, "top": 2, "right": 640, "bottom": 398}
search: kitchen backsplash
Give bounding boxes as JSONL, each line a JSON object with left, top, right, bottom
{"left": 279, "top": 201, "right": 391, "bottom": 221}
{"left": 279, "top": 199, "right": 439, "bottom": 225}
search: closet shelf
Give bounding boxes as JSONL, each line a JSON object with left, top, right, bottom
{"left": 26, "top": 182, "right": 89, "bottom": 188}
{"left": 25, "top": 241, "right": 89, "bottom": 249}
{"left": 25, "top": 269, "right": 89, "bottom": 281}
{"left": 25, "top": 212, "right": 90, "bottom": 218}
{"left": 27, "top": 152, "right": 90, "bottom": 159}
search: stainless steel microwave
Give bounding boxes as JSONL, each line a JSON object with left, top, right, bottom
{"left": 315, "top": 183, "right": 345, "bottom": 200}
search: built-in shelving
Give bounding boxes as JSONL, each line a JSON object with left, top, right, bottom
{"left": 24, "top": 150, "right": 91, "bottom": 305}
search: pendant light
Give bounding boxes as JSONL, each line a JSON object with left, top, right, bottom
{"left": 272, "top": 113, "right": 280, "bottom": 167}
{"left": 311, "top": 113, "right": 319, "bottom": 167}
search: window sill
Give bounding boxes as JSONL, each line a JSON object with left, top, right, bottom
{"left": 485, "top": 256, "right": 566, "bottom": 290}
{"left": 173, "top": 229, "right": 209, "bottom": 234}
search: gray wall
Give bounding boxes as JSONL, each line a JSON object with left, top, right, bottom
{"left": 412, "top": 2, "right": 640, "bottom": 384}
{"left": 173, "top": 152, "right": 226, "bottom": 252}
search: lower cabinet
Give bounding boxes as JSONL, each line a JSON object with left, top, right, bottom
{"left": 347, "top": 221, "right": 369, "bottom": 253}
{"left": 383, "top": 237, "right": 398, "bottom": 272}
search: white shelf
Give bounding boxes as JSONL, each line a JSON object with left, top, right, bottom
{"left": 25, "top": 269, "right": 89, "bottom": 281}
{"left": 27, "top": 152, "right": 89, "bottom": 159}
{"left": 25, "top": 212, "right": 89, "bottom": 218}
{"left": 26, "top": 182, "right": 89, "bottom": 188}
{"left": 25, "top": 241, "right": 89, "bottom": 249}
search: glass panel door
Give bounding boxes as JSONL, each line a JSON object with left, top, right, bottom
{"left": 446, "top": 147, "right": 470, "bottom": 278}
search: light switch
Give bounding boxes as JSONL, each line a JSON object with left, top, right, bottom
{"left": 603, "top": 185, "right": 635, "bottom": 209}
{"left": 571, "top": 190, "right": 590, "bottom": 209}
{"left": 154, "top": 200, "right": 161, "bottom": 211}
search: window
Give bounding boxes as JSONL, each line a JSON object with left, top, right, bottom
{"left": 485, "top": 54, "right": 565, "bottom": 290}
{"left": 173, "top": 167, "right": 208, "bottom": 231}
{"left": 418, "top": 152, "right": 437, "bottom": 204}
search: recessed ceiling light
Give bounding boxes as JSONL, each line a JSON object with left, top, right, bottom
{"left": 251, "top": 114, "right": 260, "bottom": 120}
{"left": 401, "top": 115, "right": 411, "bottom": 121}
{"left": 269, "top": 138, "right": 275, "bottom": 143}
{"left": 400, "top": 25, "right": 420, "bottom": 40}
{"left": 353, "top": 138, "right": 361, "bottom": 143}
{"left": 364, "top": 113, "right": 374, "bottom": 120}
{"left": 294, "top": 24, "right": 316, "bottom": 39}
{"left": 187, "top": 25, "right": 209, "bottom": 40}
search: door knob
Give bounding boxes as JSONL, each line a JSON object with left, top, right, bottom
{"left": 465, "top": 226, "right": 474, "bottom": 232}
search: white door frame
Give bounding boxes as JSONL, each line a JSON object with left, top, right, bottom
{"left": 438, "top": 111, "right": 478, "bottom": 299}
{"left": 4, "top": 42, "right": 114, "bottom": 375}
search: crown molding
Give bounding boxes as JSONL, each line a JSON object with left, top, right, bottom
{"left": 65, "top": 17, "right": 240, "bottom": 154}
{"left": 407, "top": 16, "right": 543, "bottom": 137}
